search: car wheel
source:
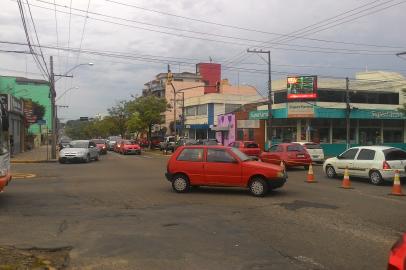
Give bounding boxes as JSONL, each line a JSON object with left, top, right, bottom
{"left": 58, "top": 159, "right": 65, "bottom": 164}
{"left": 172, "top": 174, "right": 190, "bottom": 193}
{"left": 369, "top": 170, "right": 383, "bottom": 185}
{"left": 326, "top": 165, "right": 336, "bottom": 178}
{"left": 249, "top": 177, "right": 268, "bottom": 197}
{"left": 95, "top": 155, "right": 99, "bottom": 161}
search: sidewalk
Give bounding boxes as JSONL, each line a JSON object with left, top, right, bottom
{"left": 11, "top": 145, "right": 57, "bottom": 163}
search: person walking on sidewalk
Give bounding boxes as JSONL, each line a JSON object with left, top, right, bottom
{"left": 9, "top": 135, "right": 14, "bottom": 157}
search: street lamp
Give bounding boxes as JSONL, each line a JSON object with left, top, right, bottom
{"left": 56, "top": 86, "right": 79, "bottom": 102}
{"left": 55, "top": 62, "right": 94, "bottom": 82}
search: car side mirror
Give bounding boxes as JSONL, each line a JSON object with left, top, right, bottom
{"left": 89, "top": 145, "right": 94, "bottom": 148}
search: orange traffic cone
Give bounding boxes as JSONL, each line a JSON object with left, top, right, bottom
{"left": 341, "top": 166, "right": 353, "bottom": 189}
{"left": 389, "top": 170, "right": 405, "bottom": 196}
{"left": 306, "top": 163, "right": 317, "bottom": 183}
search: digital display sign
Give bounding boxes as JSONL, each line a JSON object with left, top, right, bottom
{"left": 287, "top": 75, "right": 317, "bottom": 99}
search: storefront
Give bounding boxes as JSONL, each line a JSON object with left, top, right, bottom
{"left": 249, "top": 105, "right": 406, "bottom": 156}
{"left": 215, "top": 111, "right": 265, "bottom": 149}
{"left": 0, "top": 94, "right": 25, "bottom": 154}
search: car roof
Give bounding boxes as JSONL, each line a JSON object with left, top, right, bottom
{"left": 349, "top": 146, "right": 398, "bottom": 151}
{"left": 182, "top": 145, "right": 229, "bottom": 149}
{"left": 71, "top": 140, "right": 89, "bottom": 143}
{"left": 274, "top": 143, "right": 301, "bottom": 146}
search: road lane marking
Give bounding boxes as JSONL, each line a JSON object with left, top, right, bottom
{"left": 12, "top": 173, "right": 36, "bottom": 179}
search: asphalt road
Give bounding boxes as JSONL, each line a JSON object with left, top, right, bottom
{"left": 1, "top": 151, "right": 405, "bottom": 270}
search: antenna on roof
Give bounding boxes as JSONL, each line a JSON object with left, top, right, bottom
{"left": 209, "top": 57, "right": 213, "bottom": 63}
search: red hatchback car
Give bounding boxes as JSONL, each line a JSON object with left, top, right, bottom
{"left": 260, "top": 143, "right": 312, "bottom": 169}
{"left": 119, "top": 140, "right": 141, "bottom": 155}
{"left": 91, "top": 139, "right": 108, "bottom": 155}
{"left": 165, "top": 145, "right": 286, "bottom": 197}
{"left": 229, "top": 141, "right": 261, "bottom": 158}
{"left": 388, "top": 233, "right": 406, "bottom": 270}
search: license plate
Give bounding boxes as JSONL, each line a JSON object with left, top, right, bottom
{"left": 297, "top": 154, "right": 304, "bottom": 158}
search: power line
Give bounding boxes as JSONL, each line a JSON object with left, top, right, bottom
{"left": 16, "top": 0, "right": 49, "bottom": 80}
{"left": 74, "top": 0, "right": 91, "bottom": 68}
{"left": 3, "top": 40, "right": 406, "bottom": 84}
{"left": 226, "top": 0, "right": 406, "bottom": 65}
{"left": 23, "top": 1, "right": 401, "bottom": 56}
{"left": 25, "top": 0, "right": 50, "bottom": 76}
{"left": 53, "top": 0, "right": 61, "bottom": 73}
{"left": 104, "top": 0, "right": 404, "bottom": 49}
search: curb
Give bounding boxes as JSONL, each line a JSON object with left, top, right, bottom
{"left": 11, "top": 159, "right": 58, "bottom": 164}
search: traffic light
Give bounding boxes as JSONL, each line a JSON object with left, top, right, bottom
{"left": 215, "top": 81, "right": 221, "bottom": 92}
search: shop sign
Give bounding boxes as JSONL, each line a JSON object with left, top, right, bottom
{"left": 369, "top": 110, "right": 404, "bottom": 119}
{"left": 237, "top": 120, "right": 259, "bottom": 128}
{"left": 287, "top": 102, "right": 314, "bottom": 118}
{"left": 249, "top": 110, "right": 268, "bottom": 120}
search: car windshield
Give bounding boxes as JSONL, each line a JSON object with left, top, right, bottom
{"left": 124, "top": 140, "right": 137, "bottom": 145}
{"left": 68, "top": 141, "right": 88, "bottom": 148}
{"left": 383, "top": 148, "right": 406, "bottom": 160}
{"left": 92, "top": 139, "right": 105, "bottom": 144}
{"left": 287, "top": 144, "right": 305, "bottom": 152}
{"left": 304, "top": 143, "right": 322, "bottom": 149}
{"left": 230, "top": 147, "right": 250, "bottom": 161}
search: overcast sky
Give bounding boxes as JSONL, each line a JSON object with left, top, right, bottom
{"left": 0, "top": 0, "right": 405, "bottom": 121}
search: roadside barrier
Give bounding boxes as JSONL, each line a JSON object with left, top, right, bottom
{"left": 340, "top": 166, "right": 353, "bottom": 189}
{"left": 389, "top": 170, "right": 405, "bottom": 196}
{"left": 306, "top": 163, "right": 317, "bottom": 183}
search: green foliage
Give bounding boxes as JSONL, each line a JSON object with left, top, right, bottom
{"left": 63, "top": 95, "right": 169, "bottom": 141}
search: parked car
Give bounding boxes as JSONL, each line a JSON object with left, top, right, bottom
{"left": 323, "top": 146, "right": 406, "bottom": 185}
{"left": 119, "top": 140, "right": 141, "bottom": 155}
{"left": 259, "top": 143, "right": 312, "bottom": 169}
{"left": 174, "top": 138, "right": 199, "bottom": 151}
{"left": 197, "top": 139, "right": 221, "bottom": 145}
{"left": 388, "top": 233, "right": 406, "bottom": 270}
{"left": 91, "top": 139, "right": 108, "bottom": 155}
{"left": 165, "top": 145, "right": 286, "bottom": 197}
{"left": 229, "top": 141, "right": 261, "bottom": 159}
{"left": 107, "top": 136, "right": 121, "bottom": 151}
{"left": 150, "top": 136, "right": 164, "bottom": 149}
{"left": 138, "top": 138, "right": 149, "bottom": 148}
{"left": 293, "top": 142, "right": 325, "bottom": 163}
{"left": 58, "top": 138, "right": 71, "bottom": 150}
{"left": 59, "top": 140, "right": 99, "bottom": 163}
{"left": 160, "top": 136, "right": 176, "bottom": 152}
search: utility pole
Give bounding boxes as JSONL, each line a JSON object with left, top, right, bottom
{"left": 247, "top": 49, "right": 272, "bottom": 148}
{"left": 345, "top": 77, "right": 350, "bottom": 150}
{"left": 50, "top": 56, "right": 57, "bottom": 159}
{"left": 167, "top": 65, "right": 176, "bottom": 137}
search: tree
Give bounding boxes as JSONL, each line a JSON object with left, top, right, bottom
{"left": 127, "top": 95, "right": 169, "bottom": 148}
{"left": 107, "top": 100, "right": 129, "bottom": 137}
{"left": 126, "top": 112, "right": 146, "bottom": 139}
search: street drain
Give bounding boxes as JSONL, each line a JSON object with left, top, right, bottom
{"left": 0, "top": 246, "right": 71, "bottom": 270}
{"left": 278, "top": 200, "right": 338, "bottom": 211}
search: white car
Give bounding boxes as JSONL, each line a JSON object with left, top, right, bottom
{"left": 59, "top": 140, "right": 100, "bottom": 163}
{"left": 293, "top": 142, "right": 325, "bottom": 163}
{"left": 323, "top": 146, "right": 406, "bottom": 185}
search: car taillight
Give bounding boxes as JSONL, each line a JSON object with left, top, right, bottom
{"left": 383, "top": 161, "right": 391, "bottom": 170}
{"left": 391, "top": 235, "right": 405, "bottom": 253}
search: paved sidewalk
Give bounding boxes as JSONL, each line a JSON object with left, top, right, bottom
{"left": 11, "top": 145, "right": 57, "bottom": 163}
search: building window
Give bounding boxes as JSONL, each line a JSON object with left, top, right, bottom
{"left": 359, "top": 128, "right": 380, "bottom": 145}
{"left": 197, "top": 104, "right": 207, "bottom": 115}
{"left": 248, "top": 128, "right": 254, "bottom": 141}
{"left": 237, "top": 129, "right": 244, "bottom": 140}
{"left": 225, "top": 104, "right": 241, "bottom": 114}
{"left": 383, "top": 130, "right": 403, "bottom": 143}
{"left": 185, "top": 106, "right": 196, "bottom": 116}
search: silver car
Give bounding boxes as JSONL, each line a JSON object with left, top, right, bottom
{"left": 59, "top": 140, "right": 99, "bottom": 163}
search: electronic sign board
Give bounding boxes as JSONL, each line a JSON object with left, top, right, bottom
{"left": 287, "top": 76, "right": 317, "bottom": 99}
